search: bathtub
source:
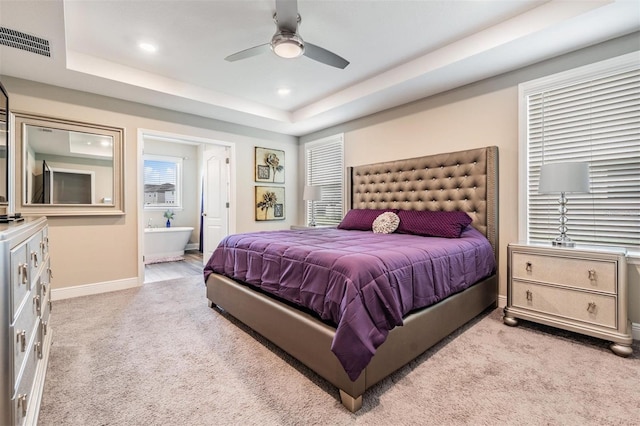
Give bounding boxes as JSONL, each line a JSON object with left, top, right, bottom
{"left": 144, "top": 226, "right": 194, "bottom": 262}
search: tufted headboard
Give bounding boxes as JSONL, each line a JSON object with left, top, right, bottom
{"left": 347, "top": 146, "right": 499, "bottom": 257}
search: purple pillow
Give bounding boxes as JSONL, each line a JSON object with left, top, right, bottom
{"left": 396, "top": 210, "right": 472, "bottom": 238}
{"left": 338, "top": 209, "right": 398, "bottom": 231}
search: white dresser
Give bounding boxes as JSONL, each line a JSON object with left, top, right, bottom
{"left": 503, "top": 243, "right": 632, "bottom": 356}
{"left": 1, "top": 217, "right": 52, "bottom": 425}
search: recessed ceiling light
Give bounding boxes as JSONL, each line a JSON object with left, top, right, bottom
{"left": 138, "top": 42, "right": 158, "bottom": 53}
{"left": 277, "top": 88, "right": 291, "bottom": 96}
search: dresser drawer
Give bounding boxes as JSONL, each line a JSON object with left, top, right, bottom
{"left": 11, "top": 291, "right": 40, "bottom": 394}
{"left": 40, "top": 290, "right": 51, "bottom": 336}
{"left": 39, "top": 227, "right": 49, "bottom": 261}
{"left": 511, "top": 252, "right": 616, "bottom": 293}
{"left": 27, "top": 231, "right": 44, "bottom": 289}
{"left": 511, "top": 280, "right": 616, "bottom": 329}
{"left": 10, "top": 242, "right": 30, "bottom": 321}
{"left": 12, "top": 331, "right": 41, "bottom": 426}
{"left": 40, "top": 264, "right": 51, "bottom": 331}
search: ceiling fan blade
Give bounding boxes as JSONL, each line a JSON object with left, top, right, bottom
{"left": 303, "top": 43, "right": 349, "bottom": 69}
{"left": 224, "top": 44, "right": 271, "bottom": 62}
{"left": 275, "top": 0, "right": 299, "bottom": 32}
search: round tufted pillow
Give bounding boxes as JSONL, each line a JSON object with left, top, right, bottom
{"left": 372, "top": 212, "right": 400, "bottom": 234}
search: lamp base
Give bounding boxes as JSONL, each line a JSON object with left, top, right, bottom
{"left": 551, "top": 236, "right": 575, "bottom": 248}
{"left": 551, "top": 192, "right": 576, "bottom": 248}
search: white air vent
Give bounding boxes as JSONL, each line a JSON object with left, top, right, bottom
{"left": 0, "top": 27, "right": 50, "bottom": 57}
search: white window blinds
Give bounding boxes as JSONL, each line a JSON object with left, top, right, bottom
{"left": 521, "top": 53, "right": 640, "bottom": 250}
{"left": 305, "top": 134, "right": 344, "bottom": 226}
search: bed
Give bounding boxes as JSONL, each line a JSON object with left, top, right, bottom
{"left": 204, "top": 146, "right": 499, "bottom": 412}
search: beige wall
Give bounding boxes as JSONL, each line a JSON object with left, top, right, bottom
{"left": 344, "top": 86, "right": 518, "bottom": 298}
{"left": 300, "top": 33, "right": 640, "bottom": 324}
{"left": 3, "top": 77, "right": 298, "bottom": 290}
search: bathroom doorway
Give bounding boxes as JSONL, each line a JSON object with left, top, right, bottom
{"left": 138, "top": 130, "right": 233, "bottom": 283}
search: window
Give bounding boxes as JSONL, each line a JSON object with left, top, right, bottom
{"left": 143, "top": 154, "right": 182, "bottom": 209}
{"left": 305, "top": 134, "right": 344, "bottom": 226}
{"left": 520, "top": 52, "right": 640, "bottom": 252}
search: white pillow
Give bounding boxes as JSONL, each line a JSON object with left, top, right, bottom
{"left": 372, "top": 212, "right": 400, "bottom": 234}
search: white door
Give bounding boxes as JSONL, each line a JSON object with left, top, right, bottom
{"left": 202, "top": 145, "right": 230, "bottom": 265}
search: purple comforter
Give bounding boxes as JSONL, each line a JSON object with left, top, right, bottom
{"left": 204, "top": 226, "right": 495, "bottom": 381}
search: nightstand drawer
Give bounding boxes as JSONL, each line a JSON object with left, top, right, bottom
{"left": 511, "top": 280, "right": 616, "bottom": 329}
{"left": 511, "top": 252, "right": 616, "bottom": 293}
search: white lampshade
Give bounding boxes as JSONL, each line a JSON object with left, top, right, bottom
{"left": 303, "top": 185, "right": 322, "bottom": 201}
{"left": 539, "top": 162, "right": 590, "bottom": 194}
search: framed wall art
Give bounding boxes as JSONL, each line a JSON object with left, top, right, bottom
{"left": 255, "top": 147, "right": 285, "bottom": 183}
{"left": 255, "top": 186, "right": 285, "bottom": 221}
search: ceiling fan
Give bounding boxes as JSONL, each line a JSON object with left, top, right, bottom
{"left": 224, "top": 0, "right": 349, "bottom": 69}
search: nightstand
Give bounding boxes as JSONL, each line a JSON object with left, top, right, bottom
{"left": 503, "top": 243, "right": 632, "bottom": 357}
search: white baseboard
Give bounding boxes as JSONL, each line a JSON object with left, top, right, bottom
{"left": 498, "top": 294, "right": 507, "bottom": 308}
{"left": 185, "top": 243, "right": 199, "bottom": 251}
{"left": 51, "top": 277, "right": 141, "bottom": 301}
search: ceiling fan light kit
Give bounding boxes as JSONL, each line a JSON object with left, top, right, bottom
{"left": 271, "top": 32, "right": 304, "bottom": 59}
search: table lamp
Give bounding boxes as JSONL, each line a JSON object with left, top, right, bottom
{"left": 303, "top": 185, "right": 322, "bottom": 227}
{"left": 538, "top": 162, "right": 590, "bottom": 247}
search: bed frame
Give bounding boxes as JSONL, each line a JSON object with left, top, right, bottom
{"left": 206, "top": 146, "right": 499, "bottom": 412}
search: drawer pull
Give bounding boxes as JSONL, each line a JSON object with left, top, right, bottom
{"left": 587, "top": 302, "right": 597, "bottom": 313}
{"left": 42, "top": 283, "right": 47, "bottom": 295}
{"left": 48, "top": 267, "right": 54, "bottom": 280}
{"left": 17, "top": 393, "right": 27, "bottom": 417}
{"left": 20, "top": 263, "right": 28, "bottom": 284}
{"left": 526, "top": 290, "right": 533, "bottom": 302}
{"left": 17, "top": 330, "right": 26, "bottom": 352}
{"left": 31, "top": 251, "right": 38, "bottom": 268}
{"left": 35, "top": 341, "right": 42, "bottom": 359}
{"left": 40, "top": 240, "right": 46, "bottom": 255}
{"left": 525, "top": 262, "right": 532, "bottom": 272}
{"left": 43, "top": 321, "right": 48, "bottom": 335}
{"left": 34, "top": 294, "right": 41, "bottom": 314}
{"left": 588, "top": 269, "right": 597, "bottom": 281}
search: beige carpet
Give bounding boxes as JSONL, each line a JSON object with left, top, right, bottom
{"left": 39, "top": 275, "right": 639, "bottom": 425}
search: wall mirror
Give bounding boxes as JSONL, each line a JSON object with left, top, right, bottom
{"left": 0, "top": 82, "right": 8, "bottom": 207}
{"left": 14, "top": 112, "right": 124, "bottom": 216}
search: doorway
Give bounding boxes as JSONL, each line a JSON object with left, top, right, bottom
{"left": 137, "top": 130, "right": 233, "bottom": 283}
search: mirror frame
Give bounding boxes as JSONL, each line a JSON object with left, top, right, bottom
{"left": 14, "top": 111, "right": 125, "bottom": 216}
{"left": 0, "top": 81, "right": 8, "bottom": 207}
